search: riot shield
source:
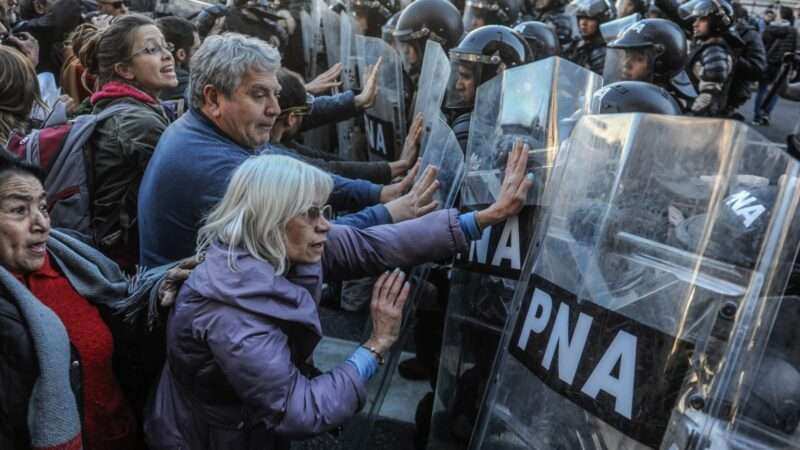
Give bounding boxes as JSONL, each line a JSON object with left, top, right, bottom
{"left": 154, "top": 0, "right": 210, "bottom": 18}
{"left": 461, "top": 56, "right": 603, "bottom": 208}
{"left": 335, "top": 117, "right": 465, "bottom": 450}
{"left": 412, "top": 40, "right": 452, "bottom": 153}
{"left": 355, "top": 35, "right": 407, "bottom": 161}
{"left": 471, "top": 114, "right": 800, "bottom": 450}
{"left": 337, "top": 12, "right": 361, "bottom": 160}
{"left": 599, "top": 13, "right": 640, "bottom": 43}
{"left": 322, "top": 6, "right": 341, "bottom": 67}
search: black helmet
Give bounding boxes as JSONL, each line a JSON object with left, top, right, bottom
{"left": 462, "top": 0, "right": 524, "bottom": 32}
{"left": 606, "top": 18, "right": 687, "bottom": 81}
{"left": 382, "top": 10, "right": 401, "bottom": 43}
{"left": 513, "top": 21, "right": 560, "bottom": 58}
{"left": 678, "top": 0, "right": 733, "bottom": 33}
{"left": 394, "top": 0, "right": 463, "bottom": 76}
{"left": 568, "top": 0, "right": 617, "bottom": 23}
{"left": 446, "top": 25, "right": 532, "bottom": 110}
{"left": 394, "top": 0, "right": 464, "bottom": 49}
{"left": 590, "top": 81, "right": 682, "bottom": 115}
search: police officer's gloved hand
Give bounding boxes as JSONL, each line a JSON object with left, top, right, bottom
{"left": 690, "top": 92, "right": 713, "bottom": 113}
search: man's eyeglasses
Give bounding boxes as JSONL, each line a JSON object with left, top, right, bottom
{"left": 303, "top": 205, "right": 333, "bottom": 222}
{"left": 128, "top": 41, "right": 175, "bottom": 60}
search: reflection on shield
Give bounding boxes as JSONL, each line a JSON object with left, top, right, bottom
{"left": 337, "top": 12, "right": 362, "bottom": 160}
{"left": 356, "top": 34, "right": 407, "bottom": 161}
{"left": 412, "top": 40, "right": 452, "bottom": 152}
{"left": 461, "top": 56, "right": 603, "bottom": 208}
{"left": 471, "top": 114, "right": 800, "bottom": 450}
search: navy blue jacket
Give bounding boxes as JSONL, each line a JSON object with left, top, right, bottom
{"left": 137, "top": 108, "right": 391, "bottom": 267}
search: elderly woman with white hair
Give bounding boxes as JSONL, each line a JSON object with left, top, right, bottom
{"left": 145, "top": 145, "right": 532, "bottom": 449}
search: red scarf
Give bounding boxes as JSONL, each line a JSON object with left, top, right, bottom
{"left": 90, "top": 81, "right": 158, "bottom": 106}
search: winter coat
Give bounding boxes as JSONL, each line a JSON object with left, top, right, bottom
{"left": 145, "top": 209, "right": 468, "bottom": 450}
{"left": 0, "top": 229, "right": 174, "bottom": 450}
{"left": 90, "top": 82, "right": 172, "bottom": 270}
{"left": 763, "top": 22, "right": 798, "bottom": 81}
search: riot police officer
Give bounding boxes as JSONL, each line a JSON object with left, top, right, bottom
{"left": 604, "top": 18, "right": 688, "bottom": 106}
{"left": 445, "top": 25, "right": 533, "bottom": 150}
{"left": 462, "top": 0, "right": 524, "bottom": 32}
{"left": 393, "top": 0, "right": 464, "bottom": 81}
{"left": 616, "top": 0, "right": 646, "bottom": 17}
{"left": 382, "top": 10, "right": 401, "bottom": 45}
{"left": 522, "top": 0, "right": 575, "bottom": 47}
{"left": 678, "top": 0, "right": 735, "bottom": 116}
{"left": 348, "top": 0, "right": 399, "bottom": 37}
{"left": 513, "top": 20, "right": 561, "bottom": 57}
{"left": 565, "top": 0, "right": 616, "bottom": 74}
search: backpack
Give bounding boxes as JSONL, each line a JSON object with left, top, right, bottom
{"left": 6, "top": 103, "right": 130, "bottom": 237}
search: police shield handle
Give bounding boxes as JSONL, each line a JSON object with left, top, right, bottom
{"left": 384, "top": 164, "right": 441, "bottom": 223}
{"left": 475, "top": 139, "right": 534, "bottom": 230}
{"left": 389, "top": 113, "right": 425, "bottom": 179}
{"left": 354, "top": 57, "right": 383, "bottom": 110}
{"left": 364, "top": 269, "right": 412, "bottom": 356}
{"left": 305, "top": 63, "right": 343, "bottom": 95}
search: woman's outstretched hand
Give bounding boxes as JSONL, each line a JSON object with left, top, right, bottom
{"left": 475, "top": 138, "right": 533, "bottom": 229}
{"left": 364, "top": 269, "right": 411, "bottom": 356}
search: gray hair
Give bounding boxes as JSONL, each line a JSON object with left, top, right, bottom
{"left": 189, "top": 32, "right": 281, "bottom": 110}
{"left": 196, "top": 155, "right": 334, "bottom": 275}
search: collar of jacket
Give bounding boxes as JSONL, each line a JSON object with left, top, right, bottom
{"left": 187, "top": 242, "right": 325, "bottom": 355}
{"left": 90, "top": 80, "right": 159, "bottom": 106}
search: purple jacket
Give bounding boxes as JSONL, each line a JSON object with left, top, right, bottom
{"left": 144, "top": 209, "right": 467, "bottom": 450}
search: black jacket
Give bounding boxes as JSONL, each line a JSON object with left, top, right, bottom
{"left": 763, "top": 23, "right": 798, "bottom": 82}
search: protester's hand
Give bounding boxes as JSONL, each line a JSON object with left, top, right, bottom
{"left": 158, "top": 256, "right": 203, "bottom": 307}
{"left": 306, "top": 63, "right": 343, "bottom": 95}
{"left": 6, "top": 32, "right": 39, "bottom": 67}
{"left": 388, "top": 113, "right": 424, "bottom": 178}
{"left": 364, "top": 269, "right": 411, "bottom": 356}
{"left": 384, "top": 164, "right": 439, "bottom": 222}
{"left": 59, "top": 95, "right": 77, "bottom": 115}
{"left": 475, "top": 139, "right": 532, "bottom": 229}
{"left": 691, "top": 92, "right": 712, "bottom": 113}
{"left": 354, "top": 57, "right": 382, "bottom": 110}
{"left": 379, "top": 159, "right": 417, "bottom": 203}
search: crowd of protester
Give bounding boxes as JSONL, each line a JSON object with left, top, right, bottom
{"left": 0, "top": 0, "right": 798, "bottom": 448}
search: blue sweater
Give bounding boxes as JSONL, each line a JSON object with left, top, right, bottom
{"left": 138, "top": 108, "right": 391, "bottom": 267}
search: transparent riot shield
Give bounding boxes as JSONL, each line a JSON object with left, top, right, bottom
{"left": 322, "top": 7, "right": 341, "bottom": 67}
{"left": 461, "top": 56, "right": 603, "bottom": 208}
{"left": 471, "top": 114, "right": 800, "bottom": 450}
{"left": 336, "top": 118, "right": 465, "bottom": 450}
{"left": 600, "top": 13, "right": 640, "bottom": 43}
{"left": 154, "top": 0, "right": 210, "bottom": 18}
{"left": 337, "top": 12, "right": 362, "bottom": 160}
{"left": 355, "top": 35, "right": 407, "bottom": 161}
{"left": 301, "top": 0, "right": 336, "bottom": 153}
{"left": 412, "top": 40, "right": 452, "bottom": 152}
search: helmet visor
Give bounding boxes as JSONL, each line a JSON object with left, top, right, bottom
{"left": 602, "top": 46, "right": 656, "bottom": 83}
{"left": 394, "top": 39, "right": 422, "bottom": 76}
{"left": 462, "top": 1, "right": 501, "bottom": 32}
{"left": 445, "top": 59, "right": 481, "bottom": 110}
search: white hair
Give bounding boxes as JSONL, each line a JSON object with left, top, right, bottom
{"left": 196, "top": 155, "right": 334, "bottom": 274}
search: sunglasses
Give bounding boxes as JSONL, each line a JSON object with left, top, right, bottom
{"left": 303, "top": 205, "right": 333, "bottom": 222}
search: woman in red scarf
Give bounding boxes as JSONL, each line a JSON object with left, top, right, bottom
{"left": 81, "top": 14, "right": 179, "bottom": 271}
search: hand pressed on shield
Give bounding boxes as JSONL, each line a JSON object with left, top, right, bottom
{"left": 354, "top": 57, "right": 383, "bottom": 110}
{"left": 305, "top": 63, "right": 343, "bottom": 95}
{"left": 475, "top": 138, "right": 533, "bottom": 229}
{"left": 364, "top": 269, "right": 411, "bottom": 356}
{"left": 388, "top": 113, "right": 424, "bottom": 178}
{"left": 385, "top": 164, "right": 440, "bottom": 223}
{"left": 158, "top": 255, "right": 203, "bottom": 307}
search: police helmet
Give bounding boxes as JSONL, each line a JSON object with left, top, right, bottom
{"left": 513, "top": 21, "right": 560, "bottom": 58}
{"left": 463, "top": 0, "right": 525, "bottom": 30}
{"left": 608, "top": 18, "right": 687, "bottom": 79}
{"left": 678, "top": 0, "right": 733, "bottom": 32}
{"left": 382, "top": 10, "right": 402, "bottom": 43}
{"left": 569, "top": 0, "right": 617, "bottom": 23}
{"left": 394, "top": 0, "right": 464, "bottom": 49}
{"left": 349, "top": 0, "right": 398, "bottom": 20}
{"left": 615, "top": 0, "right": 646, "bottom": 17}
{"left": 446, "top": 25, "right": 532, "bottom": 109}
{"left": 590, "top": 81, "right": 682, "bottom": 114}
